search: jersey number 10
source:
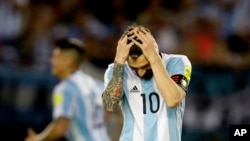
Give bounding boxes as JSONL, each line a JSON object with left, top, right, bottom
{"left": 141, "top": 92, "right": 160, "bottom": 114}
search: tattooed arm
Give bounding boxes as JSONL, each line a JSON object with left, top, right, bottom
{"left": 102, "top": 62, "right": 125, "bottom": 112}
{"left": 102, "top": 29, "right": 134, "bottom": 111}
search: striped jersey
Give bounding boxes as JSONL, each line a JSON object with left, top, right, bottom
{"left": 53, "top": 70, "right": 110, "bottom": 141}
{"left": 104, "top": 53, "right": 192, "bottom": 141}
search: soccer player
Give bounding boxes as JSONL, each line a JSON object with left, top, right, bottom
{"left": 25, "top": 38, "right": 110, "bottom": 141}
{"left": 102, "top": 24, "right": 192, "bottom": 141}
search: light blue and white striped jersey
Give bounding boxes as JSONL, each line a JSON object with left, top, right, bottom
{"left": 53, "top": 70, "right": 110, "bottom": 141}
{"left": 104, "top": 53, "right": 192, "bottom": 141}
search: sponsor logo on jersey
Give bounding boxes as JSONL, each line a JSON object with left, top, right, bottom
{"left": 130, "top": 85, "right": 140, "bottom": 93}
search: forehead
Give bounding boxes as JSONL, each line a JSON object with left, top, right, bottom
{"left": 128, "top": 55, "right": 149, "bottom": 68}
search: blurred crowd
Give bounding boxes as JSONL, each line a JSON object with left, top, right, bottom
{"left": 0, "top": 0, "right": 250, "bottom": 140}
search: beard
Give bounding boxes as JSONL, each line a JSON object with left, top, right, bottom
{"left": 136, "top": 69, "right": 153, "bottom": 80}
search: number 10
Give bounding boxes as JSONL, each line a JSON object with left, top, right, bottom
{"left": 141, "top": 92, "right": 160, "bottom": 114}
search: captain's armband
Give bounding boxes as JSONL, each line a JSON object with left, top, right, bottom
{"left": 171, "top": 74, "right": 189, "bottom": 92}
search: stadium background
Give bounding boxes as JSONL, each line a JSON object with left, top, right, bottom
{"left": 0, "top": 0, "right": 249, "bottom": 140}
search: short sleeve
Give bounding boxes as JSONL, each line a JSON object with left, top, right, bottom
{"left": 104, "top": 63, "right": 114, "bottom": 88}
{"left": 52, "top": 82, "right": 76, "bottom": 119}
{"left": 167, "top": 55, "right": 192, "bottom": 82}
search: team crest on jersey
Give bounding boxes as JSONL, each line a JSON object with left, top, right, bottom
{"left": 130, "top": 85, "right": 140, "bottom": 93}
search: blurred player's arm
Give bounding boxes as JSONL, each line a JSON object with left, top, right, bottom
{"left": 25, "top": 117, "right": 69, "bottom": 141}
{"left": 102, "top": 62, "right": 124, "bottom": 112}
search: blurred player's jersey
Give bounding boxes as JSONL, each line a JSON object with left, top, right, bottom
{"left": 53, "top": 70, "right": 110, "bottom": 141}
{"left": 104, "top": 53, "right": 192, "bottom": 141}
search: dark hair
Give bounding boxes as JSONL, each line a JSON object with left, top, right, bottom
{"left": 54, "top": 38, "right": 85, "bottom": 55}
{"left": 123, "top": 24, "right": 151, "bottom": 57}
{"left": 54, "top": 38, "right": 85, "bottom": 63}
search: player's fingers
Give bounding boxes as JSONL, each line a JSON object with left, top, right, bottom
{"left": 127, "top": 30, "right": 134, "bottom": 37}
{"left": 140, "top": 27, "right": 150, "bottom": 35}
{"left": 118, "top": 35, "right": 127, "bottom": 45}
{"left": 127, "top": 40, "right": 134, "bottom": 48}
{"left": 139, "top": 27, "right": 153, "bottom": 42}
{"left": 131, "top": 38, "right": 142, "bottom": 48}
{"left": 133, "top": 28, "right": 147, "bottom": 43}
{"left": 119, "top": 35, "right": 125, "bottom": 41}
{"left": 127, "top": 34, "right": 136, "bottom": 40}
{"left": 118, "top": 36, "right": 134, "bottom": 50}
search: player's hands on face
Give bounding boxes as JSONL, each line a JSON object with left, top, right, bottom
{"left": 132, "top": 27, "right": 159, "bottom": 63}
{"left": 114, "top": 32, "right": 134, "bottom": 64}
{"left": 24, "top": 128, "right": 38, "bottom": 141}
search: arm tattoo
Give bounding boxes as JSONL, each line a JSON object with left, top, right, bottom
{"left": 102, "top": 62, "right": 124, "bottom": 112}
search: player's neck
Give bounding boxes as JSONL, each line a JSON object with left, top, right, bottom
{"left": 60, "top": 67, "right": 78, "bottom": 80}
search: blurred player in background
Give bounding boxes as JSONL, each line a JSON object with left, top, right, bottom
{"left": 102, "top": 24, "right": 192, "bottom": 141}
{"left": 25, "top": 38, "right": 110, "bottom": 141}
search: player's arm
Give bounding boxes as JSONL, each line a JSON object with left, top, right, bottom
{"left": 102, "top": 34, "right": 133, "bottom": 112}
{"left": 102, "top": 62, "right": 125, "bottom": 112}
{"left": 38, "top": 117, "right": 69, "bottom": 141}
{"left": 150, "top": 57, "right": 189, "bottom": 108}
{"left": 25, "top": 117, "right": 69, "bottom": 141}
